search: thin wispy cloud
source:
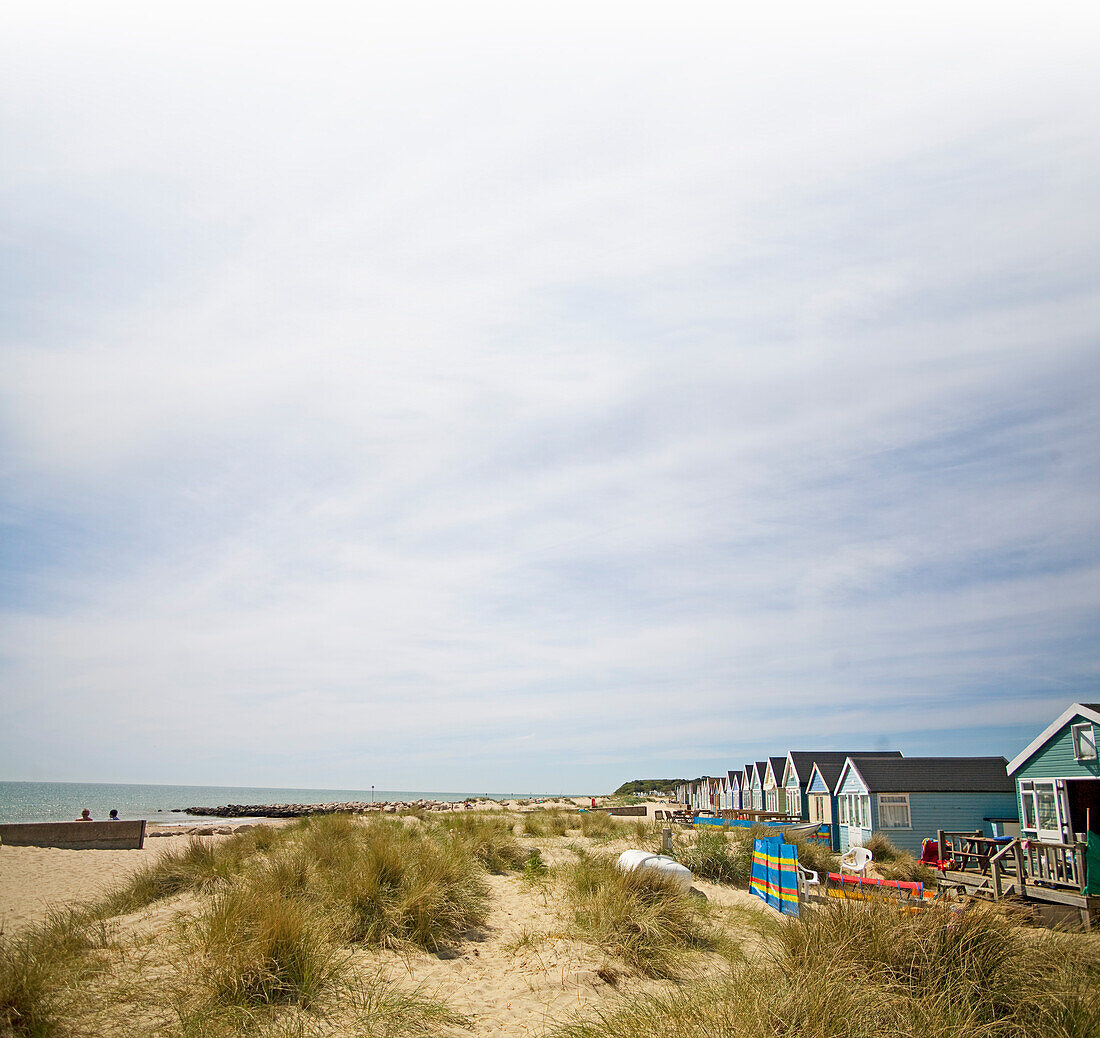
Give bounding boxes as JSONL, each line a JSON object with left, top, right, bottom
{"left": 2, "top": 2, "right": 1098, "bottom": 791}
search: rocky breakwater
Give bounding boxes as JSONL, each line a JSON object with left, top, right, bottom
{"left": 181, "top": 799, "right": 467, "bottom": 818}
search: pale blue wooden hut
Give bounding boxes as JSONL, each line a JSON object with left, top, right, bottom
{"left": 834, "top": 756, "right": 1017, "bottom": 855}
{"left": 785, "top": 750, "right": 902, "bottom": 844}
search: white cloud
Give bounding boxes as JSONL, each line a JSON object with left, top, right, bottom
{"left": 1, "top": 2, "right": 1099, "bottom": 790}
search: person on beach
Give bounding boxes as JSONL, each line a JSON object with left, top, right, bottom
{"left": 108, "top": 809, "right": 119, "bottom": 820}
{"left": 78, "top": 809, "right": 92, "bottom": 820}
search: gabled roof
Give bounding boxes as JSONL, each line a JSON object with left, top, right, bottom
{"left": 764, "top": 756, "right": 786, "bottom": 787}
{"left": 752, "top": 761, "right": 767, "bottom": 786}
{"left": 727, "top": 769, "right": 740, "bottom": 787}
{"left": 838, "top": 756, "right": 1013, "bottom": 795}
{"left": 1006, "top": 703, "right": 1100, "bottom": 775}
{"left": 805, "top": 753, "right": 903, "bottom": 793}
{"left": 785, "top": 750, "right": 903, "bottom": 786}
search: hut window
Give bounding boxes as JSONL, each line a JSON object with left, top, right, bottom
{"left": 1020, "top": 781, "right": 1037, "bottom": 830}
{"left": 877, "top": 794, "right": 911, "bottom": 829}
{"left": 788, "top": 789, "right": 801, "bottom": 816}
{"left": 1071, "top": 723, "right": 1097, "bottom": 761}
{"left": 839, "top": 793, "right": 868, "bottom": 827}
{"left": 1035, "top": 784, "right": 1059, "bottom": 831}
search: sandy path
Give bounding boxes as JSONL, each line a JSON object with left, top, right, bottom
{"left": 378, "top": 871, "right": 620, "bottom": 1037}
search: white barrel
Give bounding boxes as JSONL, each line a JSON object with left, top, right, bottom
{"left": 616, "top": 850, "right": 693, "bottom": 893}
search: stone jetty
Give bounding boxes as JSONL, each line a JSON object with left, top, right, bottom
{"left": 181, "top": 799, "right": 474, "bottom": 818}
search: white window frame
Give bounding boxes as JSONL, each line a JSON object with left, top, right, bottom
{"left": 839, "top": 792, "right": 868, "bottom": 827}
{"left": 1071, "top": 722, "right": 1097, "bottom": 761}
{"left": 877, "top": 793, "right": 912, "bottom": 829}
{"left": 1020, "top": 780, "right": 1037, "bottom": 831}
{"left": 787, "top": 788, "right": 801, "bottom": 817}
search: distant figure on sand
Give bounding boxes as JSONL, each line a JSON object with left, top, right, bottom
{"left": 109, "top": 809, "right": 119, "bottom": 820}
{"left": 78, "top": 809, "right": 92, "bottom": 820}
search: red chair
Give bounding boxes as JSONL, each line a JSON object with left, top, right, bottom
{"left": 921, "top": 838, "right": 955, "bottom": 874}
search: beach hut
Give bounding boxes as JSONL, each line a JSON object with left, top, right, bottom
{"left": 715, "top": 772, "right": 733, "bottom": 811}
{"left": 784, "top": 750, "right": 903, "bottom": 827}
{"left": 1007, "top": 703, "right": 1100, "bottom": 845}
{"left": 707, "top": 775, "right": 725, "bottom": 813}
{"left": 749, "top": 762, "right": 767, "bottom": 812}
{"left": 763, "top": 757, "right": 788, "bottom": 814}
{"left": 834, "top": 756, "right": 1017, "bottom": 855}
{"left": 691, "top": 777, "right": 716, "bottom": 813}
{"left": 726, "top": 768, "right": 743, "bottom": 811}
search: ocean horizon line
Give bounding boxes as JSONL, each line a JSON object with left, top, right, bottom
{"left": 0, "top": 779, "right": 585, "bottom": 826}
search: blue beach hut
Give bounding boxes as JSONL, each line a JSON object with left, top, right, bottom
{"left": 834, "top": 756, "right": 1017, "bottom": 855}
{"left": 786, "top": 751, "right": 903, "bottom": 846}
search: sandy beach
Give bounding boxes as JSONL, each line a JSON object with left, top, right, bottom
{"left": 0, "top": 804, "right": 769, "bottom": 1036}
{"left": 0, "top": 828, "right": 240, "bottom": 936}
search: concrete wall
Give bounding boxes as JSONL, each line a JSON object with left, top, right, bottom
{"left": 0, "top": 820, "right": 146, "bottom": 849}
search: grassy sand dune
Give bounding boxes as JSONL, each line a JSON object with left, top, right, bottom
{"left": 3, "top": 809, "right": 1099, "bottom": 1037}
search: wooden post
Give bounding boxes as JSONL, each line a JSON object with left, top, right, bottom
{"left": 662, "top": 827, "right": 673, "bottom": 854}
{"left": 938, "top": 829, "right": 946, "bottom": 863}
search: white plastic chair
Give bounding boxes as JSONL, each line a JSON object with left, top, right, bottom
{"left": 797, "top": 865, "right": 820, "bottom": 896}
{"left": 839, "top": 846, "right": 873, "bottom": 874}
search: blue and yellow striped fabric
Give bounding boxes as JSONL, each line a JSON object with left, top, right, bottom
{"left": 749, "top": 837, "right": 800, "bottom": 916}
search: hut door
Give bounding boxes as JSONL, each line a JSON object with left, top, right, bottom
{"left": 1033, "top": 781, "right": 1070, "bottom": 843}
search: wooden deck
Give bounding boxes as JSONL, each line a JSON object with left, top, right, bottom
{"left": 937, "top": 829, "right": 1098, "bottom": 930}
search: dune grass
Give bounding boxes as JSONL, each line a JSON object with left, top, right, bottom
{"left": 577, "top": 811, "right": 619, "bottom": 840}
{"left": 434, "top": 811, "right": 529, "bottom": 872}
{"left": 1, "top": 814, "right": 491, "bottom": 1036}
{"left": 261, "top": 814, "right": 490, "bottom": 952}
{"left": 522, "top": 809, "right": 577, "bottom": 837}
{"left": 0, "top": 908, "right": 114, "bottom": 1037}
{"left": 190, "top": 881, "right": 346, "bottom": 1010}
{"left": 786, "top": 835, "right": 838, "bottom": 877}
{"left": 677, "top": 828, "right": 752, "bottom": 885}
{"left": 563, "top": 850, "right": 723, "bottom": 978}
{"left": 552, "top": 899, "right": 1100, "bottom": 1038}
{"left": 98, "top": 825, "right": 289, "bottom": 916}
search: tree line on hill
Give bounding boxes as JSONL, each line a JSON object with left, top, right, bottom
{"left": 612, "top": 779, "right": 685, "bottom": 796}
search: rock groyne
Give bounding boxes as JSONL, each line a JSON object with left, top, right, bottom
{"left": 181, "top": 799, "right": 468, "bottom": 818}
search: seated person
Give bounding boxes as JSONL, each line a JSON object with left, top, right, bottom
{"left": 78, "top": 809, "right": 93, "bottom": 820}
{"left": 108, "top": 809, "right": 119, "bottom": 820}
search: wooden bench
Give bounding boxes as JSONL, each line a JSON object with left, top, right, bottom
{"left": 0, "top": 820, "right": 147, "bottom": 850}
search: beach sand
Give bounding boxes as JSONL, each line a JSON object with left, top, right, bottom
{"left": 0, "top": 827, "right": 237, "bottom": 935}
{"left": 0, "top": 806, "right": 767, "bottom": 1036}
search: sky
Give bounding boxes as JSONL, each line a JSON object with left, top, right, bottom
{"left": 1, "top": 2, "right": 1098, "bottom": 793}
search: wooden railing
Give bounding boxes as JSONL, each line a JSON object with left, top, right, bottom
{"left": 1018, "top": 838, "right": 1085, "bottom": 889}
{"left": 938, "top": 829, "right": 1086, "bottom": 894}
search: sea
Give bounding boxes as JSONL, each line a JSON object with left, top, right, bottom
{"left": 0, "top": 781, "right": 566, "bottom": 826}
